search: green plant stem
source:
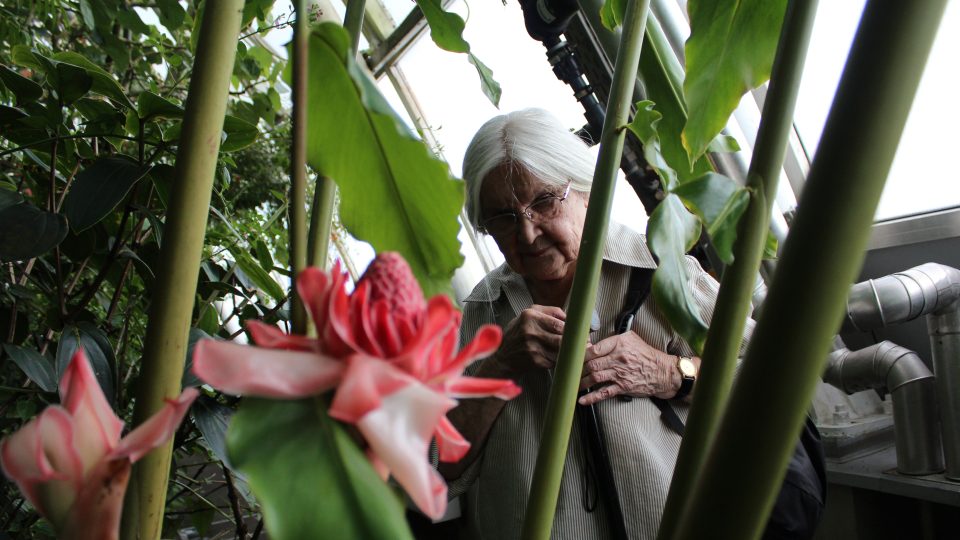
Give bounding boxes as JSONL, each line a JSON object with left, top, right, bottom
{"left": 121, "top": 2, "right": 244, "bottom": 539}
{"left": 673, "top": 1, "right": 947, "bottom": 538}
{"left": 289, "top": 0, "right": 310, "bottom": 335}
{"left": 307, "top": 176, "right": 336, "bottom": 269}
{"left": 519, "top": 0, "right": 649, "bottom": 538}
{"left": 656, "top": 1, "right": 818, "bottom": 538}
{"left": 343, "top": 0, "right": 367, "bottom": 56}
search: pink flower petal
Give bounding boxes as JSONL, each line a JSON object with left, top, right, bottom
{"left": 372, "top": 301, "right": 403, "bottom": 358}
{"left": 434, "top": 415, "right": 471, "bottom": 463}
{"left": 61, "top": 458, "right": 131, "bottom": 540}
{"left": 433, "top": 324, "right": 502, "bottom": 383}
{"left": 297, "top": 266, "right": 334, "bottom": 334}
{"left": 444, "top": 376, "right": 522, "bottom": 400}
{"left": 394, "top": 296, "right": 458, "bottom": 379}
{"left": 328, "top": 355, "right": 413, "bottom": 423}
{"left": 192, "top": 340, "right": 344, "bottom": 398}
{"left": 111, "top": 388, "right": 199, "bottom": 463}
{"left": 0, "top": 406, "right": 83, "bottom": 524}
{"left": 246, "top": 321, "right": 316, "bottom": 351}
{"left": 59, "top": 350, "right": 124, "bottom": 475}
{"left": 351, "top": 282, "right": 385, "bottom": 358}
{"left": 355, "top": 384, "right": 455, "bottom": 520}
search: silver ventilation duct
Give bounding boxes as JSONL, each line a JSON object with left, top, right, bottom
{"left": 824, "top": 342, "right": 943, "bottom": 475}
{"left": 844, "top": 263, "right": 960, "bottom": 479}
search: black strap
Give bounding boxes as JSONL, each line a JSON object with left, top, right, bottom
{"left": 616, "top": 267, "right": 686, "bottom": 436}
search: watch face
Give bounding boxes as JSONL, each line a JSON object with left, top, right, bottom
{"left": 679, "top": 357, "right": 697, "bottom": 378}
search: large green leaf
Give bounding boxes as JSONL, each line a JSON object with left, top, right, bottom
{"left": 626, "top": 100, "right": 679, "bottom": 189}
{"left": 4, "top": 344, "right": 57, "bottom": 392}
{"left": 599, "top": 4, "right": 709, "bottom": 178}
{"left": 0, "top": 188, "right": 24, "bottom": 211}
{"left": 648, "top": 194, "right": 708, "bottom": 354}
{"left": 181, "top": 328, "right": 210, "bottom": 388}
{"left": 0, "top": 66, "right": 43, "bottom": 105}
{"left": 228, "top": 398, "right": 414, "bottom": 540}
{"left": 232, "top": 249, "right": 285, "bottom": 303}
{"left": 682, "top": 0, "right": 787, "bottom": 163}
{"left": 56, "top": 322, "right": 116, "bottom": 405}
{"left": 673, "top": 172, "right": 749, "bottom": 264}
{"left": 221, "top": 115, "right": 258, "bottom": 152}
{"left": 51, "top": 52, "right": 134, "bottom": 109}
{"left": 304, "top": 24, "right": 464, "bottom": 297}
{"left": 54, "top": 62, "right": 93, "bottom": 105}
{"left": 639, "top": 17, "right": 714, "bottom": 180}
{"left": 0, "top": 203, "right": 68, "bottom": 262}
{"left": 62, "top": 155, "right": 151, "bottom": 232}
{"left": 155, "top": 0, "right": 186, "bottom": 32}
{"left": 414, "top": 0, "right": 469, "bottom": 52}
{"left": 137, "top": 91, "right": 183, "bottom": 121}
{"left": 412, "top": 0, "right": 500, "bottom": 106}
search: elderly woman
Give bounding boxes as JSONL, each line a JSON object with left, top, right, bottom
{"left": 440, "top": 108, "right": 746, "bottom": 539}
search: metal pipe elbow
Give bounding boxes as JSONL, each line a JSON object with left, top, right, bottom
{"left": 824, "top": 341, "right": 933, "bottom": 395}
{"left": 844, "top": 263, "right": 960, "bottom": 332}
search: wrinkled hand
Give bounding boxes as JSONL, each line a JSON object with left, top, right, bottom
{"left": 485, "top": 305, "right": 566, "bottom": 379}
{"left": 578, "top": 331, "right": 678, "bottom": 405}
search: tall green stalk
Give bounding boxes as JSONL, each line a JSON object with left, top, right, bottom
{"left": 519, "top": 0, "right": 650, "bottom": 537}
{"left": 121, "top": 2, "right": 243, "bottom": 539}
{"left": 343, "top": 0, "right": 368, "bottom": 56}
{"left": 674, "top": 0, "right": 947, "bottom": 538}
{"left": 656, "top": 1, "right": 818, "bottom": 537}
{"left": 307, "top": 176, "right": 337, "bottom": 268}
{"left": 290, "top": 0, "right": 309, "bottom": 334}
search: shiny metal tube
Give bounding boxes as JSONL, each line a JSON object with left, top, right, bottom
{"left": 930, "top": 307, "right": 960, "bottom": 479}
{"left": 824, "top": 341, "right": 943, "bottom": 475}
{"left": 844, "top": 263, "right": 960, "bottom": 332}
{"left": 843, "top": 263, "right": 960, "bottom": 479}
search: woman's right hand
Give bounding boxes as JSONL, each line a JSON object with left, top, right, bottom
{"left": 485, "top": 305, "right": 567, "bottom": 379}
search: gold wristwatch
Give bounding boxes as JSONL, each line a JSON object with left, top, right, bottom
{"left": 674, "top": 356, "right": 697, "bottom": 399}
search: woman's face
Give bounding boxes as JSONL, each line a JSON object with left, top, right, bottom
{"left": 479, "top": 164, "right": 588, "bottom": 284}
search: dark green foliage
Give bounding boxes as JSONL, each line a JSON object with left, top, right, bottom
{"left": 0, "top": 1, "right": 295, "bottom": 535}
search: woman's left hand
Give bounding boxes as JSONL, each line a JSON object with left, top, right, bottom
{"left": 578, "top": 332, "right": 679, "bottom": 405}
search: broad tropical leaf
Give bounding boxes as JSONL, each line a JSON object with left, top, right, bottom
{"left": 232, "top": 250, "right": 285, "bottom": 303}
{"left": 0, "top": 203, "right": 68, "bottom": 261}
{"left": 228, "top": 398, "right": 414, "bottom": 540}
{"left": 303, "top": 24, "right": 464, "bottom": 298}
{"left": 51, "top": 52, "right": 134, "bottom": 108}
{"left": 138, "top": 91, "right": 184, "bottom": 121}
{"left": 56, "top": 322, "right": 117, "bottom": 405}
{"left": 413, "top": 0, "right": 500, "bottom": 106}
{"left": 3, "top": 344, "right": 57, "bottom": 392}
{"left": 0, "top": 65, "right": 43, "bottom": 105}
{"left": 647, "top": 194, "right": 708, "bottom": 353}
{"left": 62, "top": 155, "right": 151, "bottom": 232}
{"left": 683, "top": 0, "right": 787, "bottom": 163}
{"left": 673, "top": 172, "right": 750, "bottom": 264}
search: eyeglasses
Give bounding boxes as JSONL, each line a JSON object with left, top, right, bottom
{"left": 479, "top": 182, "right": 572, "bottom": 237}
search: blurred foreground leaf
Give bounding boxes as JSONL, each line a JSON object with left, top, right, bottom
{"left": 228, "top": 398, "right": 414, "bottom": 540}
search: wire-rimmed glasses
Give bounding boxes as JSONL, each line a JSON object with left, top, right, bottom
{"left": 479, "top": 182, "right": 572, "bottom": 237}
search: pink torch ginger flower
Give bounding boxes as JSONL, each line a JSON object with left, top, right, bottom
{"left": 193, "top": 252, "right": 520, "bottom": 519}
{"left": 0, "top": 350, "right": 198, "bottom": 539}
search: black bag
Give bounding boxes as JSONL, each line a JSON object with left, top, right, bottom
{"left": 623, "top": 267, "right": 827, "bottom": 539}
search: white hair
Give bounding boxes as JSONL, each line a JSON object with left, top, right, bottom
{"left": 461, "top": 108, "right": 596, "bottom": 228}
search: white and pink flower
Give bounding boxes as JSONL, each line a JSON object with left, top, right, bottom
{"left": 193, "top": 252, "right": 520, "bottom": 519}
{"left": 0, "top": 350, "right": 198, "bottom": 539}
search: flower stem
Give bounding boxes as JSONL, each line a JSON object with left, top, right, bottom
{"left": 656, "top": 1, "right": 819, "bottom": 538}
{"left": 289, "top": 0, "right": 310, "bottom": 334}
{"left": 121, "top": 2, "right": 244, "bottom": 539}
{"left": 519, "top": 0, "right": 650, "bottom": 538}
{"left": 673, "top": 1, "right": 948, "bottom": 537}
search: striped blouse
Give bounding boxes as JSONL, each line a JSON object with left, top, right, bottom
{"left": 450, "top": 222, "right": 752, "bottom": 540}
